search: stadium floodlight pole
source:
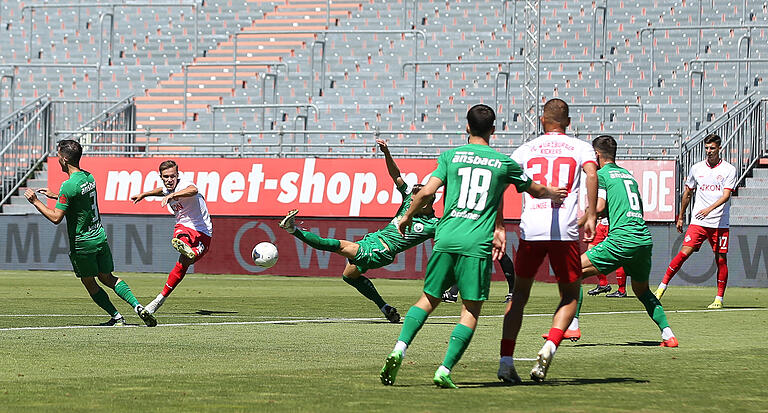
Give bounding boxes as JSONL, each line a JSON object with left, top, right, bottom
{"left": 522, "top": 0, "right": 541, "bottom": 141}
{"left": 233, "top": 30, "right": 426, "bottom": 96}
{"left": 181, "top": 62, "right": 288, "bottom": 125}
{"left": 210, "top": 103, "right": 319, "bottom": 130}
{"left": 22, "top": 3, "right": 199, "bottom": 61}
{"left": 638, "top": 24, "right": 768, "bottom": 82}
{"left": 98, "top": 12, "right": 114, "bottom": 90}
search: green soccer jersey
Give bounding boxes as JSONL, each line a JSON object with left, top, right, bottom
{"left": 598, "top": 163, "right": 652, "bottom": 245}
{"left": 377, "top": 182, "right": 439, "bottom": 254}
{"left": 431, "top": 143, "right": 532, "bottom": 258}
{"left": 55, "top": 171, "right": 108, "bottom": 254}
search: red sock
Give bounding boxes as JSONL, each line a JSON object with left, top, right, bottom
{"left": 662, "top": 251, "right": 690, "bottom": 284}
{"left": 596, "top": 273, "right": 608, "bottom": 286}
{"left": 717, "top": 256, "right": 728, "bottom": 297}
{"left": 616, "top": 267, "right": 627, "bottom": 293}
{"left": 500, "top": 339, "right": 516, "bottom": 357}
{"left": 161, "top": 262, "right": 188, "bottom": 297}
{"left": 547, "top": 328, "right": 565, "bottom": 347}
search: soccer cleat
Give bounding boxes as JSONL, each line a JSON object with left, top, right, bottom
{"left": 587, "top": 284, "right": 612, "bottom": 295}
{"left": 279, "top": 209, "right": 299, "bottom": 233}
{"left": 497, "top": 359, "right": 523, "bottom": 384}
{"left": 382, "top": 305, "right": 401, "bottom": 323}
{"left": 441, "top": 290, "right": 458, "bottom": 303}
{"left": 503, "top": 293, "right": 513, "bottom": 303}
{"left": 530, "top": 341, "right": 556, "bottom": 383}
{"left": 136, "top": 305, "right": 158, "bottom": 327}
{"left": 171, "top": 237, "right": 196, "bottom": 259}
{"left": 654, "top": 286, "right": 666, "bottom": 300}
{"left": 433, "top": 369, "right": 458, "bottom": 389}
{"left": 606, "top": 290, "right": 627, "bottom": 298}
{"left": 660, "top": 337, "right": 679, "bottom": 348}
{"left": 707, "top": 299, "right": 723, "bottom": 309}
{"left": 100, "top": 316, "right": 126, "bottom": 326}
{"left": 145, "top": 294, "right": 166, "bottom": 315}
{"left": 542, "top": 328, "right": 580, "bottom": 342}
{"left": 380, "top": 350, "right": 403, "bottom": 386}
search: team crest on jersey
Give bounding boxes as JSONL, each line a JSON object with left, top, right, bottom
{"left": 716, "top": 175, "right": 724, "bottom": 182}
{"left": 59, "top": 195, "right": 67, "bottom": 204}
{"left": 413, "top": 223, "right": 424, "bottom": 233}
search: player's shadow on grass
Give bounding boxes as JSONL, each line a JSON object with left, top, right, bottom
{"left": 193, "top": 310, "right": 239, "bottom": 315}
{"left": 458, "top": 377, "right": 649, "bottom": 388}
{"left": 573, "top": 341, "right": 660, "bottom": 347}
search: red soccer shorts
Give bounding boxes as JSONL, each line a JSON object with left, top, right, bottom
{"left": 515, "top": 239, "right": 581, "bottom": 284}
{"left": 683, "top": 224, "right": 729, "bottom": 254}
{"left": 174, "top": 224, "right": 212, "bottom": 260}
{"left": 590, "top": 221, "right": 610, "bottom": 247}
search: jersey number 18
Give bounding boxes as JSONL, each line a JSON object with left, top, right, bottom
{"left": 457, "top": 167, "right": 491, "bottom": 211}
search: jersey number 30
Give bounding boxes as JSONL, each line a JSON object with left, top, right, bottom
{"left": 457, "top": 167, "right": 491, "bottom": 211}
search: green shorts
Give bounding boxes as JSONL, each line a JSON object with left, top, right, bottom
{"left": 350, "top": 232, "right": 396, "bottom": 273}
{"left": 69, "top": 242, "right": 115, "bottom": 278}
{"left": 423, "top": 251, "right": 492, "bottom": 301}
{"left": 585, "top": 236, "right": 652, "bottom": 283}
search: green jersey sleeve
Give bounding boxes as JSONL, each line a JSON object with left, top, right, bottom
{"left": 506, "top": 158, "right": 532, "bottom": 193}
{"left": 55, "top": 180, "right": 75, "bottom": 212}
{"left": 431, "top": 152, "right": 448, "bottom": 182}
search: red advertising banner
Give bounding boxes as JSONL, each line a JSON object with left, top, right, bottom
{"left": 194, "top": 217, "right": 603, "bottom": 283}
{"left": 47, "top": 157, "right": 676, "bottom": 221}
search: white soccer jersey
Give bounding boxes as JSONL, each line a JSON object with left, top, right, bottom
{"left": 512, "top": 132, "right": 597, "bottom": 241}
{"left": 164, "top": 179, "right": 213, "bottom": 236}
{"left": 685, "top": 159, "right": 737, "bottom": 228}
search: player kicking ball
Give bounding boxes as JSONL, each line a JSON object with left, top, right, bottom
{"left": 655, "top": 134, "right": 736, "bottom": 309}
{"left": 379, "top": 104, "right": 567, "bottom": 388}
{"left": 131, "top": 160, "right": 213, "bottom": 315}
{"left": 581, "top": 136, "right": 678, "bottom": 346}
{"left": 25, "top": 139, "right": 156, "bottom": 327}
{"left": 278, "top": 139, "right": 438, "bottom": 323}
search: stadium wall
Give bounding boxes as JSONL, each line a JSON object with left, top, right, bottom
{"left": 2, "top": 215, "right": 767, "bottom": 288}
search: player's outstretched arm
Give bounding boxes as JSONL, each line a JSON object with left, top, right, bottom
{"left": 376, "top": 139, "right": 406, "bottom": 188}
{"left": 131, "top": 187, "right": 164, "bottom": 204}
{"left": 397, "top": 176, "right": 442, "bottom": 236}
{"left": 676, "top": 186, "right": 694, "bottom": 233}
{"left": 525, "top": 182, "right": 568, "bottom": 203}
{"left": 35, "top": 188, "right": 58, "bottom": 199}
{"left": 24, "top": 188, "right": 65, "bottom": 224}
{"left": 161, "top": 185, "right": 198, "bottom": 207}
{"left": 582, "top": 162, "right": 598, "bottom": 242}
{"left": 492, "top": 199, "right": 506, "bottom": 261}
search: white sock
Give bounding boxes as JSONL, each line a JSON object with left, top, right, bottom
{"left": 715, "top": 296, "right": 723, "bottom": 302}
{"left": 394, "top": 340, "right": 408, "bottom": 357}
{"left": 568, "top": 317, "right": 579, "bottom": 331}
{"left": 544, "top": 340, "right": 558, "bottom": 355}
{"left": 661, "top": 327, "right": 675, "bottom": 340}
{"left": 113, "top": 312, "right": 123, "bottom": 320}
{"left": 658, "top": 283, "right": 667, "bottom": 289}
{"left": 437, "top": 365, "right": 451, "bottom": 375}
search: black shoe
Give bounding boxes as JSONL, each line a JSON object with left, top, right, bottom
{"left": 606, "top": 290, "right": 627, "bottom": 298}
{"left": 503, "top": 293, "right": 513, "bottom": 303}
{"left": 136, "top": 305, "right": 158, "bottom": 327}
{"left": 441, "top": 291, "right": 458, "bottom": 303}
{"left": 587, "top": 284, "right": 612, "bottom": 295}
{"left": 382, "top": 305, "right": 401, "bottom": 323}
{"left": 99, "top": 316, "right": 126, "bottom": 326}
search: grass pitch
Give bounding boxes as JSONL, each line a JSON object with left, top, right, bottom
{"left": 0, "top": 270, "right": 766, "bottom": 412}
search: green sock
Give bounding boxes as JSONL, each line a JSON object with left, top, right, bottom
{"left": 575, "top": 284, "right": 583, "bottom": 318}
{"left": 343, "top": 275, "right": 387, "bottom": 309}
{"left": 441, "top": 323, "right": 475, "bottom": 370}
{"left": 90, "top": 288, "right": 119, "bottom": 317}
{"left": 293, "top": 229, "right": 341, "bottom": 252}
{"left": 397, "top": 306, "right": 429, "bottom": 346}
{"left": 113, "top": 280, "right": 140, "bottom": 308}
{"left": 638, "top": 289, "right": 670, "bottom": 331}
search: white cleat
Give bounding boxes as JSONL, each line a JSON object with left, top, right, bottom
{"left": 172, "top": 238, "right": 196, "bottom": 259}
{"left": 497, "top": 357, "right": 522, "bottom": 384}
{"left": 530, "top": 341, "right": 556, "bottom": 383}
{"left": 279, "top": 209, "right": 299, "bottom": 233}
{"left": 145, "top": 294, "right": 167, "bottom": 315}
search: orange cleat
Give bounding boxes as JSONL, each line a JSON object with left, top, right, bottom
{"left": 660, "top": 337, "right": 679, "bottom": 347}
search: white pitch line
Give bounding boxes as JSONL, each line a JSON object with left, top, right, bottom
{"left": 0, "top": 307, "right": 764, "bottom": 332}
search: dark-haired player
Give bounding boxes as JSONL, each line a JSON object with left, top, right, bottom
{"left": 25, "top": 139, "right": 156, "bottom": 327}
{"left": 379, "top": 104, "right": 567, "bottom": 388}
{"left": 581, "top": 135, "right": 677, "bottom": 348}
{"left": 279, "top": 139, "right": 438, "bottom": 323}
{"left": 131, "top": 160, "right": 213, "bottom": 315}
{"left": 655, "top": 134, "right": 736, "bottom": 309}
{"left": 499, "top": 98, "right": 598, "bottom": 384}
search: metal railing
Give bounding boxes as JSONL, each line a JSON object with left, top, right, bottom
{"left": 678, "top": 94, "right": 768, "bottom": 199}
{"left": 57, "top": 96, "right": 136, "bottom": 155}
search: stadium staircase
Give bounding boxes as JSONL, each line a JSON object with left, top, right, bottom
{"left": 731, "top": 158, "right": 768, "bottom": 225}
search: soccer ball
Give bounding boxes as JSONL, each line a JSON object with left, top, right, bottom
{"left": 252, "top": 242, "right": 279, "bottom": 268}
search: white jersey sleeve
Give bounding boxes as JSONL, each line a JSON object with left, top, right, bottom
{"left": 164, "top": 179, "right": 213, "bottom": 236}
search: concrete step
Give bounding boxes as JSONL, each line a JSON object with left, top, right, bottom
{"left": 730, "top": 196, "right": 766, "bottom": 206}
{"left": 729, "top": 215, "right": 768, "bottom": 226}
{"left": 1, "top": 204, "right": 37, "bottom": 214}
{"left": 744, "top": 177, "right": 768, "bottom": 187}
{"left": 750, "top": 167, "right": 768, "bottom": 178}
{"left": 729, "top": 205, "right": 768, "bottom": 215}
